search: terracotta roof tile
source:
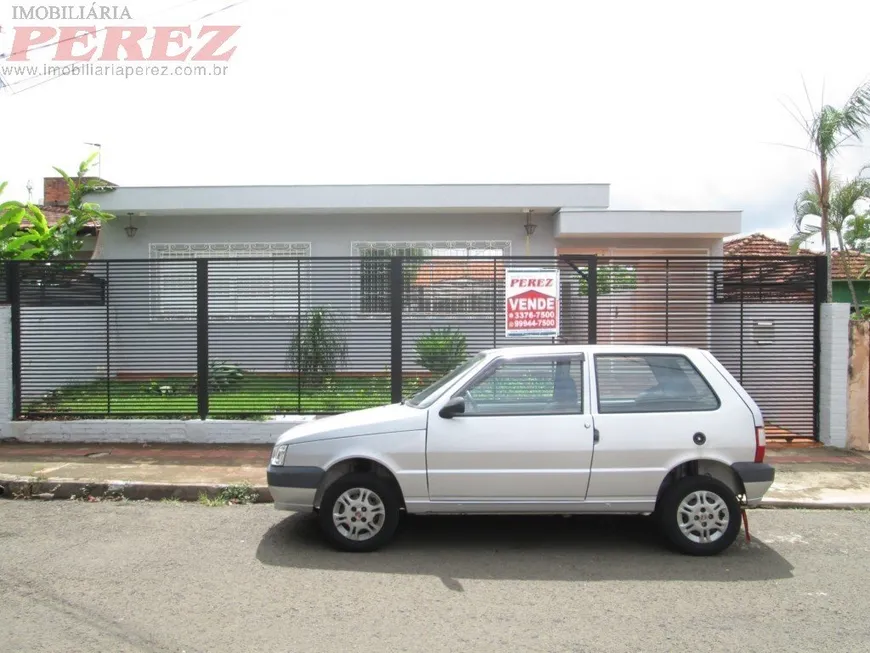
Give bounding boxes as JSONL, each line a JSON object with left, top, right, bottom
{"left": 723, "top": 233, "right": 811, "bottom": 258}
{"left": 721, "top": 233, "right": 817, "bottom": 301}
{"left": 725, "top": 232, "right": 869, "bottom": 281}
{"left": 830, "top": 250, "right": 870, "bottom": 280}
{"left": 413, "top": 260, "right": 505, "bottom": 286}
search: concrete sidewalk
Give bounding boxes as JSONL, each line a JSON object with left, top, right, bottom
{"left": 1, "top": 441, "right": 870, "bottom": 507}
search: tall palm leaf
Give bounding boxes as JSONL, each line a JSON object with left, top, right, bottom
{"left": 791, "top": 81, "right": 870, "bottom": 301}
{"left": 792, "top": 175, "right": 870, "bottom": 312}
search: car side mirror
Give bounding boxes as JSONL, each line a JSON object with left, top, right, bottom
{"left": 439, "top": 396, "right": 465, "bottom": 419}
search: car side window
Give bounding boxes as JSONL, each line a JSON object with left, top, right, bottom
{"left": 460, "top": 356, "right": 584, "bottom": 416}
{"left": 594, "top": 354, "right": 719, "bottom": 414}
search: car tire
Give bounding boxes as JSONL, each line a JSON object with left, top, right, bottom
{"left": 658, "top": 475, "right": 741, "bottom": 556}
{"left": 318, "top": 472, "right": 401, "bottom": 552}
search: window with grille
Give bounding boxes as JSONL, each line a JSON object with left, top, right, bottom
{"left": 149, "top": 243, "right": 311, "bottom": 320}
{"left": 352, "top": 241, "right": 511, "bottom": 314}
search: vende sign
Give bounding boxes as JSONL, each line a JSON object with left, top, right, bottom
{"left": 505, "top": 268, "right": 560, "bottom": 338}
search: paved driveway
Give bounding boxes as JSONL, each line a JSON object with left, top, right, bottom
{"left": 1, "top": 502, "right": 868, "bottom": 652}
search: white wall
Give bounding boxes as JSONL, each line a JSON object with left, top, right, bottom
{"left": 819, "top": 303, "right": 849, "bottom": 447}
{"left": 0, "top": 306, "right": 11, "bottom": 427}
{"left": 556, "top": 236, "right": 722, "bottom": 255}
{"left": 87, "top": 213, "right": 560, "bottom": 377}
{"left": 5, "top": 417, "right": 306, "bottom": 444}
{"left": 97, "top": 212, "right": 559, "bottom": 258}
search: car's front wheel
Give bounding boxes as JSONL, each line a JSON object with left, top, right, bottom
{"left": 318, "top": 473, "right": 401, "bottom": 552}
{"left": 658, "top": 475, "right": 741, "bottom": 556}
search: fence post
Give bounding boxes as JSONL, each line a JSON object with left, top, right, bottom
{"left": 390, "top": 257, "right": 403, "bottom": 404}
{"left": 196, "top": 259, "right": 209, "bottom": 420}
{"left": 813, "top": 254, "right": 828, "bottom": 440}
{"left": 587, "top": 256, "right": 598, "bottom": 344}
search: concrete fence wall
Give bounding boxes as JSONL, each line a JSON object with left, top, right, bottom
{"left": 819, "top": 304, "right": 849, "bottom": 448}
{"left": 0, "top": 304, "right": 306, "bottom": 444}
{"left": 1, "top": 302, "right": 856, "bottom": 447}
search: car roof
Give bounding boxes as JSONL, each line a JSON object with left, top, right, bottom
{"left": 479, "top": 344, "right": 704, "bottom": 358}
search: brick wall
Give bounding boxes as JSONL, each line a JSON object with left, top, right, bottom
{"left": 42, "top": 176, "right": 107, "bottom": 206}
{"left": 819, "top": 303, "right": 849, "bottom": 447}
{"left": 43, "top": 177, "right": 71, "bottom": 206}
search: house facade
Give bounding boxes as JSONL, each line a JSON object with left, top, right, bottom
{"left": 84, "top": 183, "right": 744, "bottom": 361}
{"left": 7, "top": 183, "right": 829, "bottom": 440}
{"left": 27, "top": 180, "right": 742, "bottom": 383}
{"left": 88, "top": 182, "right": 741, "bottom": 261}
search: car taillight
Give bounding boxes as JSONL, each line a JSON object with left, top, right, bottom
{"left": 755, "top": 427, "right": 766, "bottom": 463}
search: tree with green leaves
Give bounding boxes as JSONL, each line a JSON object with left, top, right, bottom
{"left": 0, "top": 153, "right": 115, "bottom": 261}
{"left": 844, "top": 211, "right": 870, "bottom": 252}
{"left": 577, "top": 264, "right": 637, "bottom": 296}
{"left": 784, "top": 81, "right": 870, "bottom": 302}
{"left": 790, "top": 174, "right": 870, "bottom": 313}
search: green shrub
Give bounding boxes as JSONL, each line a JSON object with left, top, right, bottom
{"left": 288, "top": 307, "right": 348, "bottom": 386}
{"left": 415, "top": 328, "right": 467, "bottom": 375}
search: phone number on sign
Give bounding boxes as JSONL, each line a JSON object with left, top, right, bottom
{"left": 508, "top": 318, "right": 557, "bottom": 329}
{"left": 509, "top": 310, "right": 556, "bottom": 320}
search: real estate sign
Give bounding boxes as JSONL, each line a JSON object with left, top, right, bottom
{"left": 505, "top": 268, "right": 560, "bottom": 338}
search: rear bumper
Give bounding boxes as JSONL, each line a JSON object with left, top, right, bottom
{"left": 267, "top": 465, "right": 324, "bottom": 512}
{"left": 732, "top": 462, "right": 775, "bottom": 507}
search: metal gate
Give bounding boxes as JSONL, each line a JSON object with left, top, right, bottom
{"left": 5, "top": 254, "right": 822, "bottom": 440}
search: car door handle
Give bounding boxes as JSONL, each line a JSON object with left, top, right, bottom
{"left": 593, "top": 428, "right": 600, "bottom": 444}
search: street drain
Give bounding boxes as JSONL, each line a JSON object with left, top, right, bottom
{"left": 84, "top": 452, "right": 110, "bottom": 459}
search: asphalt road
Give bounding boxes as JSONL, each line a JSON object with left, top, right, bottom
{"left": 1, "top": 502, "right": 869, "bottom": 653}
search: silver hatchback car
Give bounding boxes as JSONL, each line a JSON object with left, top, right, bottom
{"left": 267, "top": 345, "right": 774, "bottom": 556}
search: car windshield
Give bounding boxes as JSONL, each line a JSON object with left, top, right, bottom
{"left": 405, "top": 353, "right": 486, "bottom": 408}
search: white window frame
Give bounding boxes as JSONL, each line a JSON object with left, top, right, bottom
{"left": 350, "top": 240, "right": 512, "bottom": 316}
{"left": 148, "top": 242, "right": 312, "bottom": 321}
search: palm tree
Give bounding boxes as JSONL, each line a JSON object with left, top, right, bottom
{"left": 790, "top": 174, "right": 870, "bottom": 313}
{"left": 786, "top": 81, "right": 870, "bottom": 301}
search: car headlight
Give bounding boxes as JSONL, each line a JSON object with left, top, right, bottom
{"left": 270, "top": 444, "right": 288, "bottom": 466}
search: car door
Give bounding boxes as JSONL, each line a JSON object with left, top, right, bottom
{"left": 586, "top": 351, "right": 751, "bottom": 506}
{"left": 426, "top": 353, "right": 594, "bottom": 502}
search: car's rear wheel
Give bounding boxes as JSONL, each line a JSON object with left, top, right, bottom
{"left": 658, "top": 475, "right": 741, "bottom": 556}
{"left": 318, "top": 472, "right": 401, "bottom": 552}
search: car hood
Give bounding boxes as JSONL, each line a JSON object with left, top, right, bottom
{"left": 276, "top": 403, "right": 427, "bottom": 445}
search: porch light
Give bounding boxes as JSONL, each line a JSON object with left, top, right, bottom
{"left": 124, "top": 212, "right": 138, "bottom": 238}
{"left": 524, "top": 210, "right": 537, "bottom": 236}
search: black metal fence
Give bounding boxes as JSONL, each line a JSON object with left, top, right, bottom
{"left": 3, "top": 255, "right": 824, "bottom": 439}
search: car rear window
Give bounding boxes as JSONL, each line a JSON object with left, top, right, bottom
{"left": 594, "top": 354, "right": 720, "bottom": 414}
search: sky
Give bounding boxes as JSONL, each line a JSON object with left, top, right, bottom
{"left": 2, "top": 0, "right": 870, "bottom": 246}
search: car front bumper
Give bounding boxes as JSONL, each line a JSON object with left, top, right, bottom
{"left": 732, "top": 462, "right": 776, "bottom": 507}
{"left": 267, "top": 465, "right": 325, "bottom": 512}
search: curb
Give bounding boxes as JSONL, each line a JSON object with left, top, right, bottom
{"left": 0, "top": 477, "right": 272, "bottom": 503}
{"left": 759, "top": 499, "right": 870, "bottom": 510}
{"left": 3, "top": 476, "right": 870, "bottom": 510}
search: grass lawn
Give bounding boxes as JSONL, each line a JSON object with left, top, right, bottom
{"left": 24, "top": 375, "right": 430, "bottom": 418}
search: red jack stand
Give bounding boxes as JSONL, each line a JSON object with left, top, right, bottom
{"left": 741, "top": 508, "right": 751, "bottom": 543}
